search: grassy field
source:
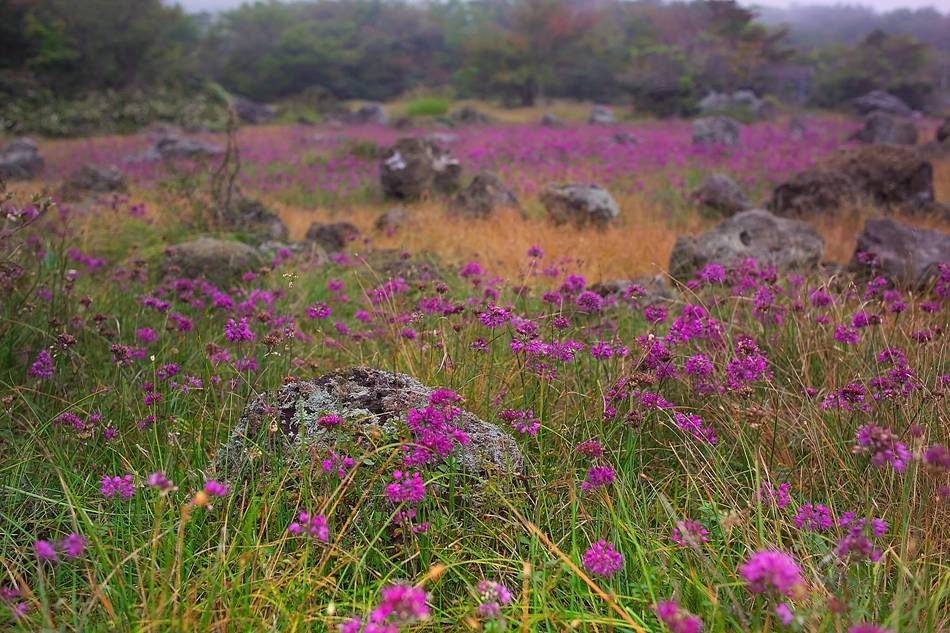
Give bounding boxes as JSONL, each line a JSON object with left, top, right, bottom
{"left": 2, "top": 114, "right": 950, "bottom": 632}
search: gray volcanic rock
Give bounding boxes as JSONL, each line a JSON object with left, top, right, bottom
{"left": 691, "top": 174, "right": 754, "bottom": 217}
{"left": 848, "top": 219, "right": 950, "bottom": 287}
{"left": 852, "top": 90, "right": 913, "bottom": 117}
{"left": 221, "top": 197, "right": 289, "bottom": 242}
{"left": 0, "top": 138, "right": 44, "bottom": 181}
{"left": 380, "top": 137, "right": 461, "bottom": 200}
{"left": 669, "top": 210, "right": 824, "bottom": 280}
{"left": 160, "top": 238, "right": 263, "bottom": 287}
{"left": 692, "top": 116, "right": 741, "bottom": 146}
{"left": 588, "top": 106, "right": 616, "bottom": 125}
{"left": 848, "top": 112, "right": 918, "bottom": 145}
{"left": 589, "top": 274, "right": 674, "bottom": 307}
{"left": 541, "top": 113, "right": 561, "bottom": 127}
{"left": 448, "top": 170, "right": 520, "bottom": 219}
{"left": 63, "top": 164, "right": 126, "bottom": 195}
{"left": 305, "top": 221, "right": 361, "bottom": 252}
{"left": 351, "top": 103, "right": 388, "bottom": 125}
{"left": 128, "top": 135, "right": 225, "bottom": 162}
{"left": 540, "top": 182, "right": 620, "bottom": 227}
{"left": 214, "top": 367, "right": 524, "bottom": 481}
{"left": 373, "top": 207, "right": 415, "bottom": 234}
{"left": 770, "top": 144, "right": 933, "bottom": 216}
{"left": 233, "top": 96, "right": 276, "bottom": 125}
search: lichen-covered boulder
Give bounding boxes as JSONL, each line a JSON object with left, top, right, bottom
{"left": 214, "top": 367, "right": 524, "bottom": 481}
{"left": 669, "top": 210, "right": 824, "bottom": 281}
{"left": 691, "top": 116, "right": 741, "bottom": 146}
{"left": 0, "top": 138, "right": 44, "bottom": 181}
{"left": 380, "top": 137, "right": 461, "bottom": 200}
{"left": 848, "top": 112, "right": 918, "bottom": 145}
{"left": 540, "top": 182, "right": 620, "bottom": 227}
{"left": 448, "top": 171, "right": 520, "bottom": 220}
{"left": 160, "top": 238, "right": 263, "bottom": 287}
{"left": 690, "top": 174, "right": 753, "bottom": 217}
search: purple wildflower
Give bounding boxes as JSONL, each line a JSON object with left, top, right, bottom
{"left": 581, "top": 466, "right": 616, "bottom": 492}
{"left": 854, "top": 425, "right": 910, "bottom": 471}
{"left": 307, "top": 302, "right": 331, "bottom": 319}
{"left": 27, "top": 350, "right": 55, "bottom": 379}
{"left": 386, "top": 471, "right": 426, "bottom": 504}
{"left": 655, "top": 600, "right": 703, "bottom": 633}
{"left": 225, "top": 317, "right": 255, "bottom": 342}
{"left": 739, "top": 550, "right": 804, "bottom": 598}
{"left": 287, "top": 512, "right": 329, "bottom": 541}
{"left": 582, "top": 540, "right": 624, "bottom": 578}
{"left": 671, "top": 519, "right": 708, "bottom": 549}
{"left": 644, "top": 304, "right": 668, "bottom": 324}
{"left": 35, "top": 540, "right": 58, "bottom": 563}
{"left": 100, "top": 475, "right": 135, "bottom": 499}
{"left": 794, "top": 504, "right": 833, "bottom": 531}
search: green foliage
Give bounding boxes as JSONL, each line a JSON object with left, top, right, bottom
{"left": 808, "top": 29, "right": 937, "bottom": 110}
{"left": 0, "top": 85, "right": 230, "bottom": 138}
{"left": 405, "top": 97, "right": 451, "bottom": 117}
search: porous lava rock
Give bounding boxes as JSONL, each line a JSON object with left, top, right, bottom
{"left": 691, "top": 116, "right": 741, "bottom": 146}
{"left": 448, "top": 171, "right": 520, "bottom": 219}
{"left": 160, "top": 238, "right": 263, "bottom": 287}
{"left": 214, "top": 367, "right": 524, "bottom": 481}
{"left": 539, "top": 182, "right": 620, "bottom": 227}
{"left": 690, "top": 174, "right": 754, "bottom": 217}
{"left": 373, "top": 207, "right": 415, "bottom": 234}
{"left": 848, "top": 219, "right": 950, "bottom": 287}
{"left": 669, "top": 210, "right": 824, "bottom": 281}
{"left": 0, "top": 138, "right": 44, "bottom": 181}
{"left": 305, "top": 222, "right": 361, "bottom": 252}
{"left": 770, "top": 144, "right": 933, "bottom": 215}
{"left": 848, "top": 112, "right": 918, "bottom": 145}
{"left": 380, "top": 137, "right": 461, "bottom": 200}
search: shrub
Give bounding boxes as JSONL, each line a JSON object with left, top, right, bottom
{"left": 405, "top": 97, "right": 450, "bottom": 117}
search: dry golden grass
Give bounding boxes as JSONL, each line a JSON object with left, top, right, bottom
{"left": 270, "top": 157, "right": 950, "bottom": 280}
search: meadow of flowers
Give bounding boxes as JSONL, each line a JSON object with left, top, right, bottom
{"left": 2, "top": 115, "right": 950, "bottom": 631}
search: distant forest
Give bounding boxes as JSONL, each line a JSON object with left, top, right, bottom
{"left": 1, "top": 0, "right": 948, "bottom": 129}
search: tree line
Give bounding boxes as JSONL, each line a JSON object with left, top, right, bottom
{"left": 1, "top": 0, "right": 948, "bottom": 122}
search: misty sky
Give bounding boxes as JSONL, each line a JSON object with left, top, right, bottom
{"left": 170, "top": 0, "right": 949, "bottom": 13}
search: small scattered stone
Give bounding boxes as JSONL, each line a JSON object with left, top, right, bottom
{"left": 305, "top": 222, "right": 361, "bottom": 252}
{"left": 691, "top": 116, "right": 741, "bottom": 146}
{"left": 0, "top": 138, "right": 44, "bottom": 181}
{"left": 588, "top": 106, "right": 616, "bottom": 125}
{"left": 690, "top": 174, "right": 753, "bottom": 217}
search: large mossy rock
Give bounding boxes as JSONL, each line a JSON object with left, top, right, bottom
{"left": 214, "top": 367, "right": 525, "bottom": 481}
{"left": 669, "top": 210, "right": 824, "bottom": 281}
